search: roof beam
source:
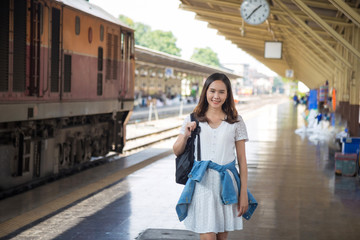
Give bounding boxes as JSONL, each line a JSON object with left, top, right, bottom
{"left": 276, "top": 0, "right": 352, "bottom": 67}
{"left": 291, "top": 0, "right": 360, "bottom": 59}
{"left": 187, "top": 0, "right": 359, "bottom": 14}
{"left": 270, "top": 8, "right": 351, "bottom": 26}
{"left": 179, "top": 3, "right": 352, "bottom": 28}
{"left": 231, "top": 44, "right": 264, "bottom": 55}
{"left": 328, "top": 0, "right": 360, "bottom": 28}
{"left": 179, "top": 3, "right": 242, "bottom": 21}
{"left": 225, "top": 37, "right": 264, "bottom": 48}
{"left": 281, "top": 0, "right": 338, "bottom": 10}
{"left": 208, "top": 22, "right": 337, "bottom": 46}
{"left": 215, "top": 28, "right": 283, "bottom": 42}
{"left": 196, "top": 15, "right": 274, "bottom": 33}
{"left": 286, "top": 34, "right": 334, "bottom": 79}
{"left": 195, "top": 15, "right": 330, "bottom": 36}
{"left": 279, "top": 16, "right": 343, "bottom": 71}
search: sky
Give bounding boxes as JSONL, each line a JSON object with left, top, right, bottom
{"left": 90, "top": 0, "right": 277, "bottom": 76}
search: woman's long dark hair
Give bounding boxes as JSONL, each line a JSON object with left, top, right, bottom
{"left": 194, "top": 73, "right": 238, "bottom": 124}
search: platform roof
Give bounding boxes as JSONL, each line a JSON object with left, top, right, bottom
{"left": 135, "top": 45, "right": 242, "bottom": 79}
{"left": 179, "top": 0, "right": 360, "bottom": 89}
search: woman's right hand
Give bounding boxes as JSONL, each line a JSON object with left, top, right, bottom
{"left": 173, "top": 120, "right": 197, "bottom": 156}
{"left": 184, "top": 121, "right": 197, "bottom": 137}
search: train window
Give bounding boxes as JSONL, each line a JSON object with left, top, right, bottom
{"left": 130, "top": 33, "right": 134, "bottom": 57}
{"left": 75, "top": 16, "right": 80, "bottom": 35}
{"left": 113, "top": 35, "right": 118, "bottom": 79}
{"left": 127, "top": 33, "right": 131, "bottom": 60}
{"left": 0, "top": 0, "right": 9, "bottom": 91}
{"left": 97, "top": 73, "right": 103, "bottom": 95}
{"left": 88, "top": 27, "right": 92, "bottom": 43}
{"left": 64, "top": 55, "right": 71, "bottom": 92}
{"left": 13, "top": 0, "right": 27, "bottom": 92}
{"left": 98, "top": 47, "right": 103, "bottom": 71}
{"left": 51, "top": 8, "right": 60, "bottom": 92}
{"left": 100, "top": 25, "right": 104, "bottom": 41}
{"left": 106, "top": 33, "right": 112, "bottom": 79}
{"left": 121, "top": 32, "right": 125, "bottom": 60}
{"left": 39, "top": 3, "right": 44, "bottom": 35}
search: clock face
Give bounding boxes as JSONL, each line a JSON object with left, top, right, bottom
{"left": 240, "top": 0, "right": 270, "bottom": 25}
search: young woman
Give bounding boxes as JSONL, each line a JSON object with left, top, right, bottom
{"left": 173, "top": 73, "right": 250, "bottom": 240}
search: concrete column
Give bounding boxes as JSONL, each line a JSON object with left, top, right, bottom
{"left": 335, "top": 26, "right": 360, "bottom": 136}
{"left": 349, "top": 26, "right": 360, "bottom": 136}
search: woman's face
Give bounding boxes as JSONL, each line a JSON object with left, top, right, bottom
{"left": 206, "top": 80, "right": 227, "bottom": 110}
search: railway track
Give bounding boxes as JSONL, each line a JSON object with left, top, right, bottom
{"left": 0, "top": 122, "right": 182, "bottom": 200}
{"left": 124, "top": 126, "right": 181, "bottom": 153}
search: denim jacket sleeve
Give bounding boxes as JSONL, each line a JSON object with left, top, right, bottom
{"left": 176, "top": 160, "right": 258, "bottom": 222}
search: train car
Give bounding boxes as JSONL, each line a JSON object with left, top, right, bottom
{"left": 0, "top": 0, "right": 135, "bottom": 194}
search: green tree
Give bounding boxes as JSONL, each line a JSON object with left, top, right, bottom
{"left": 118, "top": 15, "right": 134, "bottom": 27}
{"left": 191, "top": 47, "right": 221, "bottom": 67}
{"left": 118, "top": 15, "right": 181, "bottom": 56}
{"left": 142, "top": 30, "right": 181, "bottom": 56}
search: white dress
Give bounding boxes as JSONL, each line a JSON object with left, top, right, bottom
{"left": 179, "top": 115, "right": 249, "bottom": 234}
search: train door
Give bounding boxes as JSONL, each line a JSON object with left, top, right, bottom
{"left": 120, "top": 31, "right": 126, "bottom": 98}
{"left": 6, "top": 0, "right": 39, "bottom": 181}
{"left": 120, "top": 30, "right": 134, "bottom": 99}
{"left": 127, "top": 32, "right": 135, "bottom": 99}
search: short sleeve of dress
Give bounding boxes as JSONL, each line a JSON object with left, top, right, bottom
{"left": 179, "top": 115, "right": 191, "bottom": 135}
{"left": 235, "top": 115, "right": 249, "bottom": 142}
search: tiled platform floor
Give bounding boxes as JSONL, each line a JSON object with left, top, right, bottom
{"left": 1, "top": 99, "right": 360, "bottom": 240}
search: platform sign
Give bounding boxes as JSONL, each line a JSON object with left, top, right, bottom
{"left": 264, "top": 41, "right": 282, "bottom": 59}
{"left": 165, "top": 68, "right": 173, "bottom": 78}
{"left": 285, "top": 69, "right": 294, "bottom": 78}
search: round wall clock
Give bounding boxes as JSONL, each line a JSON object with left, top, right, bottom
{"left": 240, "top": 0, "right": 270, "bottom": 25}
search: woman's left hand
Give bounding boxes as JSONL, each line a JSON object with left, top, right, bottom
{"left": 237, "top": 190, "right": 249, "bottom": 217}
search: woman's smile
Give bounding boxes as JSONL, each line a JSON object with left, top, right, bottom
{"left": 207, "top": 80, "right": 227, "bottom": 109}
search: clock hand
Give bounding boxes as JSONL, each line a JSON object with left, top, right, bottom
{"left": 246, "top": 4, "right": 262, "bottom": 20}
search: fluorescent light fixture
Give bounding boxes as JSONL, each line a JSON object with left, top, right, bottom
{"left": 264, "top": 41, "right": 282, "bottom": 59}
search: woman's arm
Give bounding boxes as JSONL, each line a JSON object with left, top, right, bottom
{"left": 235, "top": 140, "right": 248, "bottom": 217}
{"left": 173, "top": 121, "right": 197, "bottom": 156}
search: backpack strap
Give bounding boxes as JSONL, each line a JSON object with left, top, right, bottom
{"left": 190, "top": 113, "right": 201, "bottom": 161}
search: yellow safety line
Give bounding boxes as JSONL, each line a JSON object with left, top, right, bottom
{"left": 0, "top": 150, "right": 172, "bottom": 238}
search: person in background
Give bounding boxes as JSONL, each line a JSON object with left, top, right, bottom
{"left": 173, "top": 73, "right": 250, "bottom": 240}
{"left": 293, "top": 94, "right": 299, "bottom": 105}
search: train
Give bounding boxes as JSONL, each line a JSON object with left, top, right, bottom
{"left": 0, "top": 0, "right": 135, "bottom": 194}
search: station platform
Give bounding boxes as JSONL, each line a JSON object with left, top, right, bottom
{"left": 1, "top": 98, "right": 360, "bottom": 240}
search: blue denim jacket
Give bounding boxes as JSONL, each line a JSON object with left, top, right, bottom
{"left": 176, "top": 160, "right": 258, "bottom": 222}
